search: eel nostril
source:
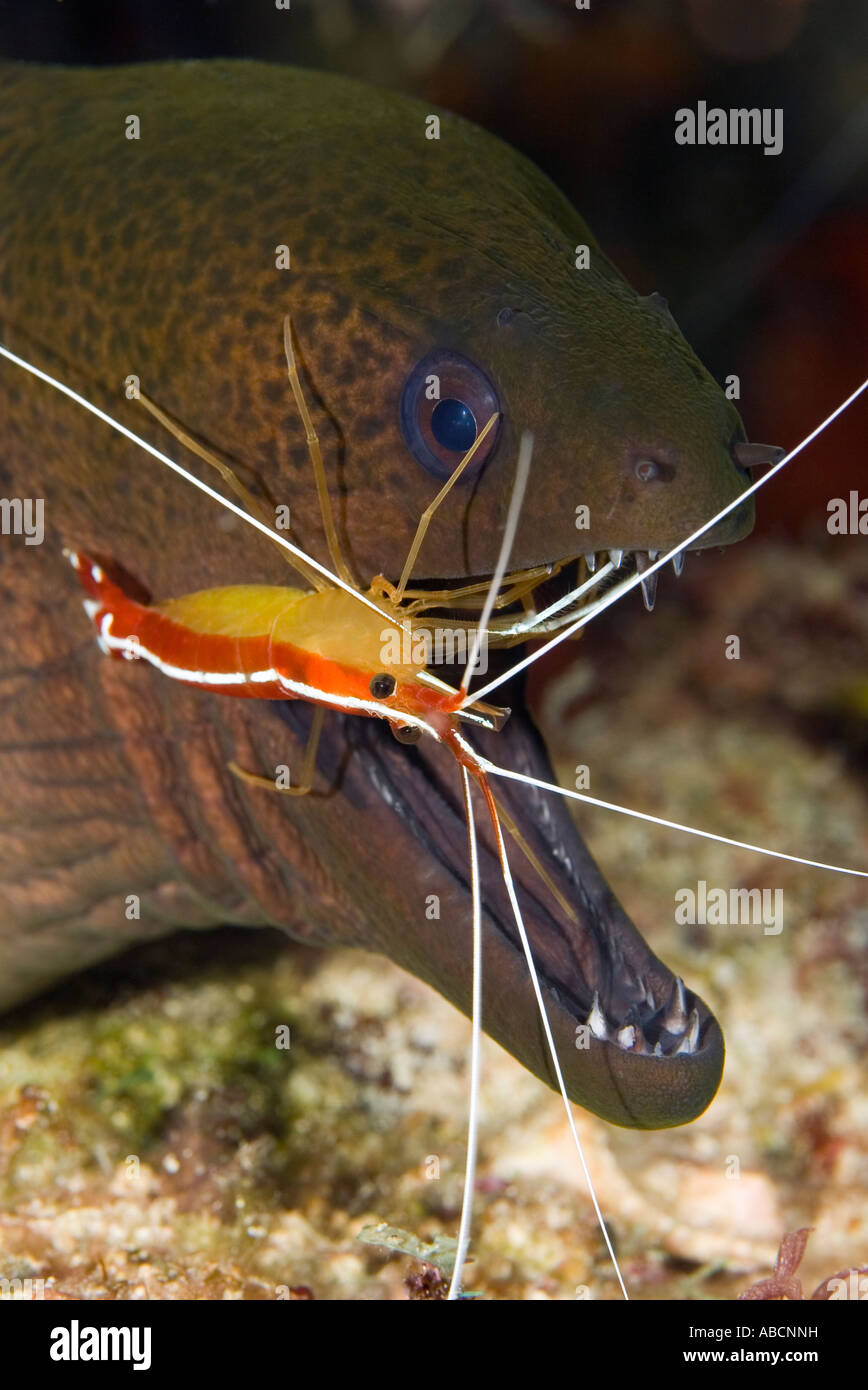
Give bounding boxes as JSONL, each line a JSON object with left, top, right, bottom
{"left": 631, "top": 450, "right": 676, "bottom": 484}
{"left": 732, "top": 440, "right": 786, "bottom": 478}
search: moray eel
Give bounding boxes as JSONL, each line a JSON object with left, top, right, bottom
{"left": 0, "top": 61, "right": 760, "bottom": 1127}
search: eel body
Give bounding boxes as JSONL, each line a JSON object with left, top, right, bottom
{"left": 0, "top": 61, "right": 758, "bottom": 1126}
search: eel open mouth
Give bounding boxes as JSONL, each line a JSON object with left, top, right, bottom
{"left": 273, "top": 659, "right": 725, "bottom": 1131}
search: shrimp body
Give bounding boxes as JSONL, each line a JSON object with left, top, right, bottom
{"left": 67, "top": 551, "right": 462, "bottom": 737}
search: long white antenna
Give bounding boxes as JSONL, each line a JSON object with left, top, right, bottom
{"left": 460, "top": 430, "right": 533, "bottom": 694}
{"left": 466, "top": 762, "right": 629, "bottom": 1300}
{"left": 479, "top": 759, "right": 868, "bottom": 878}
{"left": 0, "top": 341, "right": 559, "bottom": 655}
{"left": 453, "top": 434, "right": 629, "bottom": 1298}
{"left": 447, "top": 766, "right": 483, "bottom": 1301}
{"left": 517, "top": 558, "right": 615, "bottom": 632}
{"left": 0, "top": 342, "right": 389, "bottom": 623}
{"left": 463, "top": 375, "right": 868, "bottom": 707}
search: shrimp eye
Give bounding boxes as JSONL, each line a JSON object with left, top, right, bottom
{"left": 392, "top": 723, "right": 422, "bottom": 744}
{"left": 369, "top": 672, "right": 397, "bottom": 699}
{"left": 399, "top": 349, "right": 501, "bottom": 481}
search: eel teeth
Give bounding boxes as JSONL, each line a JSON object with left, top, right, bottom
{"left": 619, "top": 1021, "right": 650, "bottom": 1054}
{"left": 587, "top": 991, "right": 609, "bottom": 1040}
{"left": 640, "top": 573, "right": 658, "bottom": 612}
{"left": 663, "top": 976, "right": 689, "bottom": 1033}
{"left": 634, "top": 551, "right": 659, "bottom": 612}
{"left": 674, "top": 1009, "right": 701, "bottom": 1056}
{"left": 609, "top": 548, "right": 624, "bottom": 569}
{"left": 585, "top": 552, "right": 597, "bottom": 573}
{"left": 672, "top": 549, "right": 686, "bottom": 577}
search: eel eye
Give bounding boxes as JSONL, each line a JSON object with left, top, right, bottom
{"left": 369, "top": 672, "right": 397, "bottom": 699}
{"left": 392, "top": 723, "right": 422, "bottom": 744}
{"left": 399, "top": 349, "right": 501, "bottom": 481}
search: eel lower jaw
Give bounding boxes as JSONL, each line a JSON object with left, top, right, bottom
{"left": 316, "top": 690, "right": 724, "bottom": 1131}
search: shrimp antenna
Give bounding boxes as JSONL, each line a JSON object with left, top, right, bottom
{"left": 282, "top": 314, "right": 357, "bottom": 590}
{"left": 449, "top": 436, "right": 531, "bottom": 1297}
{"left": 448, "top": 435, "right": 629, "bottom": 1300}
{"left": 473, "top": 763, "right": 629, "bottom": 1300}
{"left": 0, "top": 341, "right": 390, "bottom": 624}
{"left": 133, "top": 386, "right": 327, "bottom": 593}
{"left": 460, "top": 430, "right": 532, "bottom": 696}
{"left": 394, "top": 411, "right": 500, "bottom": 605}
{"left": 463, "top": 374, "right": 868, "bottom": 707}
{"left": 447, "top": 766, "right": 483, "bottom": 1301}
{"left": 477, "top": 760, "right": 868, "bottom": 879}
{"left": 0, "top": 339, "right": 534, "bottom": 660}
